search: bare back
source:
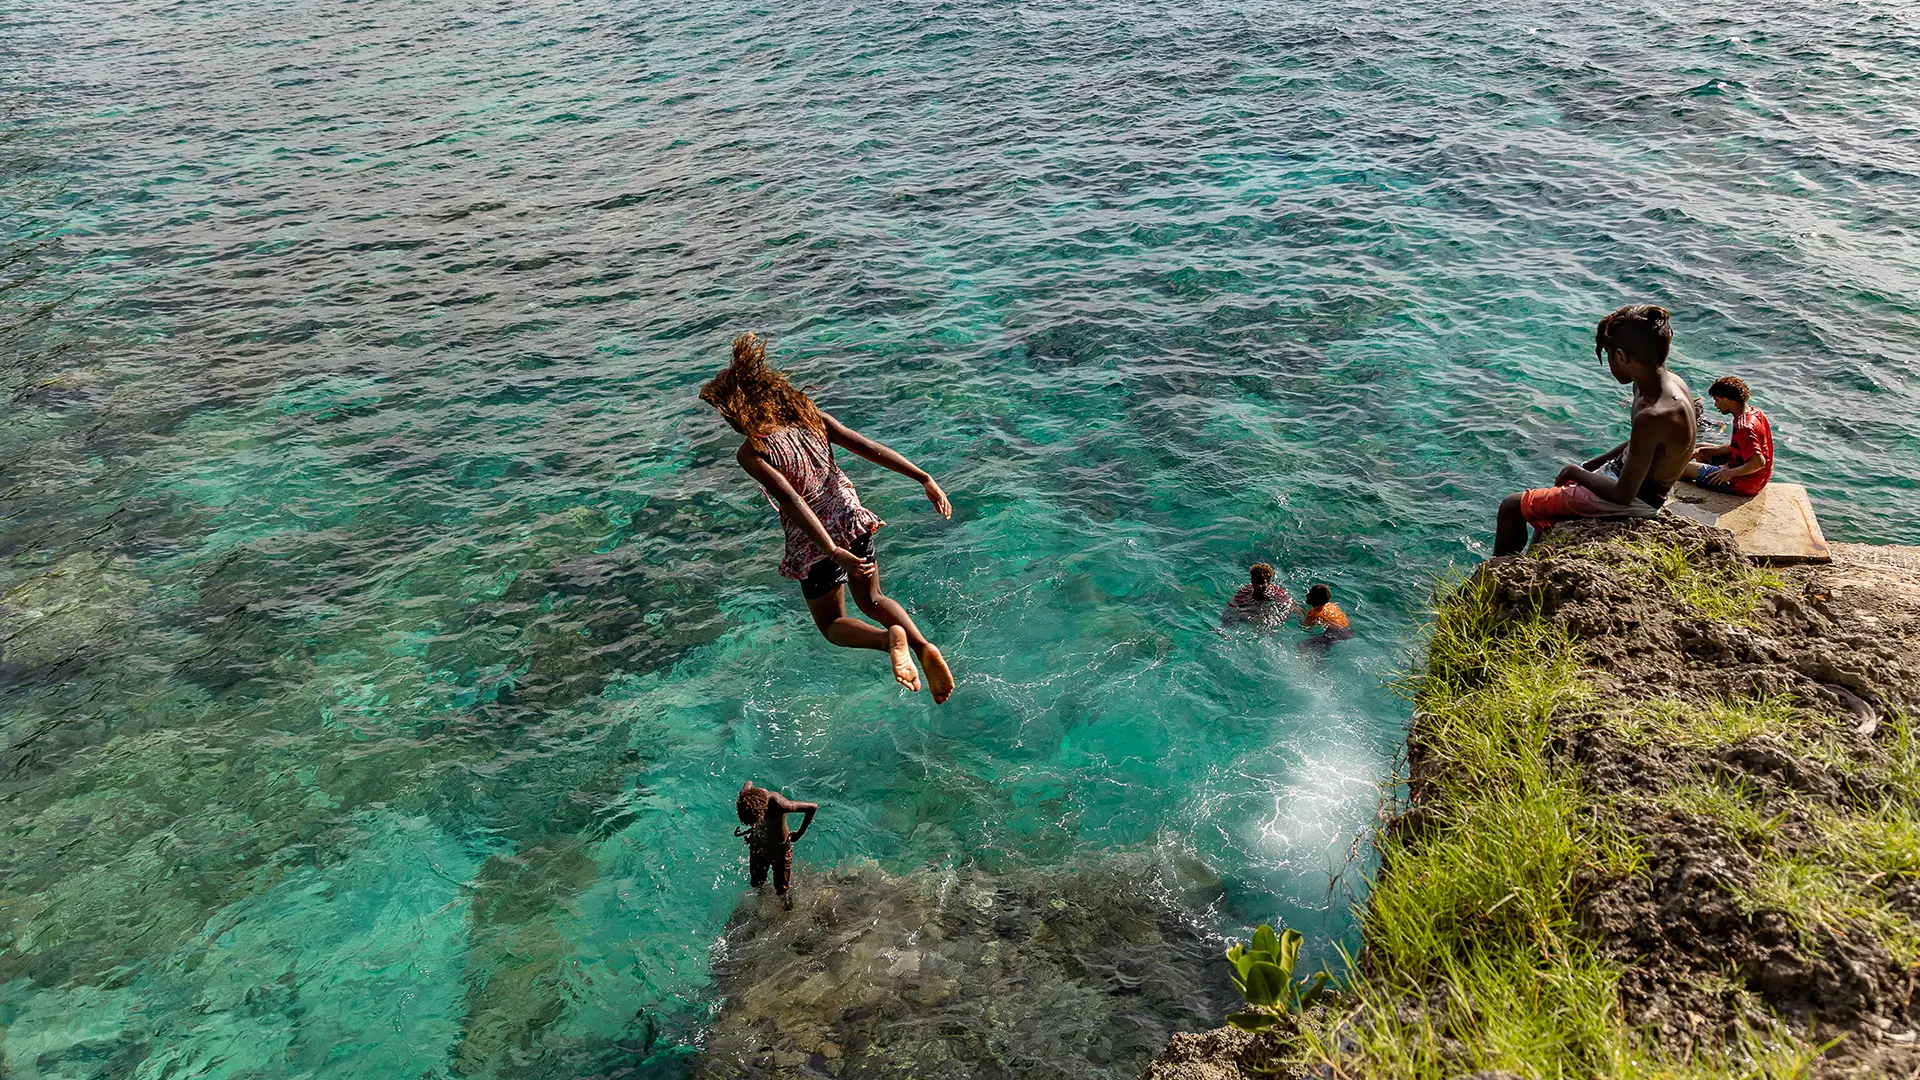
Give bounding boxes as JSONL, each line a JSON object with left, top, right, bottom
{"left": 746, "top": 791, "right": 815, "bottom": 854}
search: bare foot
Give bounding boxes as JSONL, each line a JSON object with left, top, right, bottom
{"left": 888, "top": 626, "right": 922, "bottom": 692}
{"left": 920, "top": 644, "right": 954, "bottom": 704}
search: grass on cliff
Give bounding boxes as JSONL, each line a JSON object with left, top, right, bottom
{"left": 1660, "top": 764, "right": 1920, "bottom": 967}
{"left": 1642, "top": 693, "right": 1920, "bottom": 968}
{"left": 1890, "top": 710, "right": 1920, "bottom": 801}
{"left": 1580, "top": 536, "right": 1787, "bottom": 627}
{"left": 1294, "top": 572, "right": 1821, "bottom": 1080}
{"left": 1615, "top": 696, "right": 1806, "bottom": 750}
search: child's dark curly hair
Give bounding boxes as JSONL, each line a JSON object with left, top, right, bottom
{"left": 1306, "top": 584, "right": 1332, "bottom": 607}
{"left": 1707, "top": 375, "right": 1750, "bottom": 405}
{"left": 736, "top": 782, "right": 770, "bottom": 826}
{"left": 1250, "top": 563, "right": 1274, "bottom": 586}
{"left": 699, "top": 332, "right": 825, "bottom": 445}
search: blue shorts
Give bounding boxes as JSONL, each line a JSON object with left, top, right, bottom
{"left": 1694, "top": 468, "right": 1738, "bottom": 492}
{"left": 1694, "top": 452, "right": 1738, "bottom": 492}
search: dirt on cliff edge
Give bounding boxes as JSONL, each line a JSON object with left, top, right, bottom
{"left": 1145, "top": 517, "right": 1920, "bottom": 1080}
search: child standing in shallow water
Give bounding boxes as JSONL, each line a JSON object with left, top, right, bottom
{"left": 700, "top": 332, "right": 956, "bottom": 703}
{"left": 735, "top": 781, "right": 816, "bottom": 908}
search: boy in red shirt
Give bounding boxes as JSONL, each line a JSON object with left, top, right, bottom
{"left": 1684, "top": 376, "right": 1773, "bottom": 496}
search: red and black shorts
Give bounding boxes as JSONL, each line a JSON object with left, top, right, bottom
{"left": 1518, "top": 482, "right": 1659, "bottom": 531}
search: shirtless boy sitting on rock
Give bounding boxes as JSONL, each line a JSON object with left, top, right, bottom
{"left": 1494, "top": 305, "right": 1697, "bottom": 556}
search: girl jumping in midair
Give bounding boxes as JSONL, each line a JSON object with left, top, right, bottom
{"left": 700, "top": 332, "right": 956, "bottom": 703}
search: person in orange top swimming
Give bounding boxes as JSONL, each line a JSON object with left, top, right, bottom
{"left": 1298, "top": 584, "right": 1353, "bottom": 655}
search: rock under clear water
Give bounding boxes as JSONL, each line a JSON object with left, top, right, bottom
{"left": 701, "top": 854, "right": 1238, "bottom": 1079}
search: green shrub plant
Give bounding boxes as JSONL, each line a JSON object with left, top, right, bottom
{"left": 1223, "top": 923, "right": 1330, "bottom": 1032}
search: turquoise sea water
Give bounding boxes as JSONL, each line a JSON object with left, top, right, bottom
{"left": 3, "top": 0, "right": 1918, "bottom": 1076}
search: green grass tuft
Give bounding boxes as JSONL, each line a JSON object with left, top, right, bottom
{"left": 1652, "top": 766, "right": 1920, "bottom": 969}
{"left": 1740, "top": 854, "right": 1920, "bottom": 966}
{"left": 1615, "top": 696, "right": 1807, "bottom": 750}
{"left": 1823, "top": 802, "right": 1920, "bottom": 881}
{"left": 1595, "top": 537, "right": 1787, "bottom": 627}
{"left": 1661, "top": 777, "right": 1784, "bottom": 843}
{"left": 1303, "top": 578, "right": 1647, "bottom": 1078}
{"left": 1887, "top": 711, "right": 1920, "bottom": 803}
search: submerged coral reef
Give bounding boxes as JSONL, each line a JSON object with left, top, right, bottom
{"left": 700, "top": 854, "right": 1239, "bottom": 1079}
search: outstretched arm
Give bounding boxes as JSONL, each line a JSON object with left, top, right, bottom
{"left": 821, "top": 412, "right": 951, "bottom": 519}
{"left": 736, "top": 445, "right": 875, "bottom": 582}
{"left": 772, "top": 794, "right": 818, "bottom": 841}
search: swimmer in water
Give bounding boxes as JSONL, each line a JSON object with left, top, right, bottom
{"left": 700, "top": 332, "right": 956, "bottom": 703}
{"left": 1297, "top": 584, "right": 1353, "bottom": 655}
{"left": 1222, "top": 562, "right": 1297, "bottom": 629}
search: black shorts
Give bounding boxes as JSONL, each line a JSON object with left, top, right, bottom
{"left": 799, "top": 529, "right": 875, "bottom": 600}
{"left": 750, "top": 845, "right": 793, "bottom": 894}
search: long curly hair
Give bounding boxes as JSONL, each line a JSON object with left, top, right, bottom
{"left": 736, "top": 782, "right": 770, "bottom": 826}
{"left": 698, "top": 332, "right": 824, "bottom": 445}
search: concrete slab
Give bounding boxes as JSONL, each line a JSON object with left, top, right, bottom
{"left": 1822, "top": 543, "right": 1920, "bottom": 611}
{"left": 1662, "top": 481, "right": 1831, "bottom": 564}
{"left": 1816, "top": 544, "right": 1920, "bottom": 649}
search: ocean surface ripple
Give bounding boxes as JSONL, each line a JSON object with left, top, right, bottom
{"left": 1, "top": 0, "right": 1916, "bottom": 1076}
